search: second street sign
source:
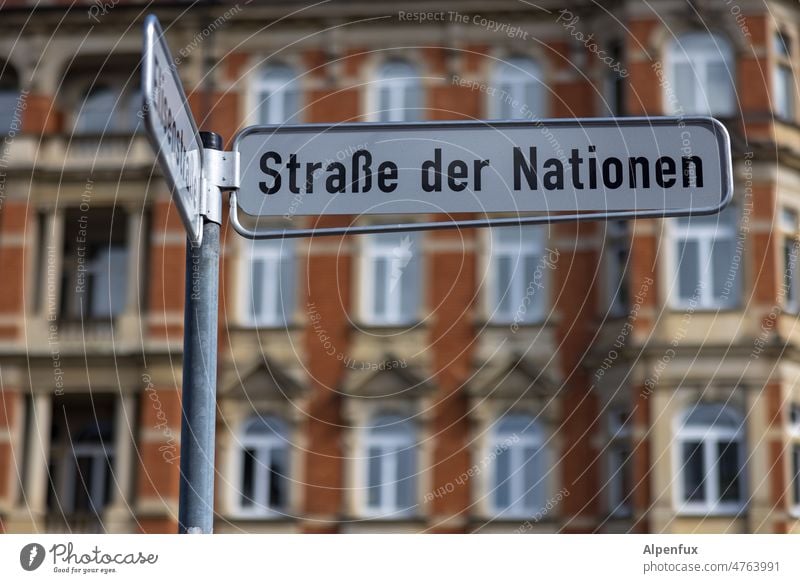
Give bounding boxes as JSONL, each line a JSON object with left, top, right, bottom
{"left": 233, "top": 117, "right": 732, "bottom": 220}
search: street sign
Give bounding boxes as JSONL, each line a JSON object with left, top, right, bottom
{"left": 142, "top": 14, "right": 204, "bottom": 244}
{"left": 231, "top": 117, "right": 731, "bottom": 231}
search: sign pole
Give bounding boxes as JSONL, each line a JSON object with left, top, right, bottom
{"left": 178, "top": 131, "right": 223, "bottom": 534}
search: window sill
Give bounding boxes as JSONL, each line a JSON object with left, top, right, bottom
{"left": 674, "top": 505, "right": 746, "bottom": 517}
{"left": 235, "top": 321, "right": 299, "bottom": 331}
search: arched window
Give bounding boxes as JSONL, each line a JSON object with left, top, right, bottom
{"left": 76, "top": 85, "right": 118, "bottom": 134}
{"left": 490, "top": 414, "right": 547, "bottom": 517}
{"left": 363, "top": 414, "right": 417, "bottom": 516}
{"left": 371, "top": 60, "right": 422, "bottom": 122}
{"left": 675, "top": 404, "right": 745, "bottom": 513}
{"left": 255, "top": 64, "right": 301, "bottom": 125}
{"left": 666, "top": 33, "right": 735, "bottom": 116}
{"left": 489, "top": 57, "right": 545, "bottom": 120}
{"left": 0, "top": 64, "right": 20, "bottom": 134}
{"left": 237, "top": 416, "right": 290, "bottom": 516}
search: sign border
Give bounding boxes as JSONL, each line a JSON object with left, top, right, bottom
{"left": 229, "top": 116, "right": 733, "bottom": 240}
{"left": 142, "top": 14, "right": 205, "bottom": 244}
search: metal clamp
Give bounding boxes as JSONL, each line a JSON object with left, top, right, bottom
{"left": 201, "top": 148, "right": 240, "bottom": 225}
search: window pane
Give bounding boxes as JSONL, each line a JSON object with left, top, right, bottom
{"left": 251, "top": 258, "right": 265, "bottom": 320}
{"left": 495, "top": 256, "right": 513, "bottom": 316}
{"left": 706, "top": 62, "right": 733, "bottom": 115}
{"left": 367, "top": 446, "right": 382, "bottom": 508}
{"left": 674, "top": 63, "right": 696, "bottom": 114}
{"left": 278, "top": 252, "right": 295, "bottom": 322}
{"left": 269, "top": 446, "right": 288, "bottom": 510}
{"left": 241, "top": 448, "right": 256, "bottom": 507}
{"left": 522, "top": 446, "right": 542, "bottom": 510}
{"left": 89, "top": 247, "right": 128, "bottom": 318}
{"left": 373, "top": 258, "right": 388, "bottom": 319}
{"left": 523, "top": 253, "right": 540, "bottom": 318}
{"left": 785, "top": 240, "right": 797, "bottom": 307}
{"left": 399, "top": 238, "right": 420, "bottom": 321}
{"left": 778, "top": 67, "right": 794, "bottom": 120}
{"left": 682, "top": 441, "right": 706, "bottom": 502}
{"left": 677, "top": 239, "right": 700, "bottom": 300}
{"left": 396, "top": 446, "right": 416, "bottom": 509}
{"left": 717, "top": 441, "right": 741, "bottom": 503}
{"left": 711, "top": 238, "right": 734, "bottom": 301}
{"left": 494, "top": 447, "right": 512, "bottom": 510}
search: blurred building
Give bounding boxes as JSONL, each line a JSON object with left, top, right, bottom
{"left": 0, "top": 0, "right": 798, "bottom": 534}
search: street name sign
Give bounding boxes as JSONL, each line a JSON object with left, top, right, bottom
{"left": 142, "top": 14, "right": 205, "bottom": 244}
{"left": 230, "top": 117, "right": 732, "bottom": 238}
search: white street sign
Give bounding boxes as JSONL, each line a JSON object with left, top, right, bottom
{"left": 143, "top": 14, "right": 204, "bottom": 244}
{"left": 232, "top": 117, "right": 732, "bottom": 221}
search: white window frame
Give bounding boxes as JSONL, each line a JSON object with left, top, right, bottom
{"left": 489, "top": 415, "right": 548, "bottom": 519}
{"left": 669, "top": 208, "right": 739, "bottom": 309}
{"left": 487, "top": 226, "right": 548, "bottom": 324}
{"left": 367, "top": 60, "right": 422, "bottom": 122}
{"left": 665, "top": 32, "right": 735, "bottom": 116}
{"left": 360, "top": 233, "right": 420, "bottom": 326}
{"left": 674, "top": 405, "right": 746, "bottom": 515}
{"left": 253, "top": 64, "right": 301, "bottom": 125}
{"left": 239, "top": 239, "right": 295, "bottom": 328}
{"left": 233, "top": 416, "right": 290, "bottom": 518}
{"left": 489, "top": 57, "right": 545, "bottom": 120}
{"left": 362, "top": 416, "right": 417, "bottom": 517}
{"left": 605, "top": 221, "right": 630, "bottom": 317}
{"left": 607, "top": 408, "right": 632, "bottom": 517}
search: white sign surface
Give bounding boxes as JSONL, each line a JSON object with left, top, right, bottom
{"left": 142, "top": 14, "right": 204, "bottom": 243}
{"left": 233, "top": 117, "right": 732, "bottom": 219}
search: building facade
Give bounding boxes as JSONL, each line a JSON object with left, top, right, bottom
{"left": 0, "top": 0, "right": 799, "bottom": 534}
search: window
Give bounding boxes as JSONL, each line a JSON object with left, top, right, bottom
{"left": 76, "top": 85, "right": 118, "bottom": 134}
{"left": 605, "top": 221, "right": 630, "bottom": 316}
{"left": 47, "top": 396, "right": 116, "bottom": 526}
{"left": 361, "top": 232, "right": 421, "bottom": 325}
{"left": 790, "top": 405, "right": 800, "bottom": 514}
{"left": 781, "top": 208, "right": 799, "bottom": 312}
{"left": 60, "top": 208, "right": 128, "bottom": 320}
{"left": 490, "top": 414, "right": 547, "bottom": 518}
{"left": 666, "top": 33, "right": 735, "bottom": 116}
{"left": 0, "top": 65, "right": 19, "bottom": 134}
{"left": 255, "top": 64, "right": 301, "bottom": 124}
{"left": 370, "top": 60, "right": 422, "bottom": 122}
{"left": 675, "top": 404, "right": 745, "bottom": 514}
{"left": 363, "top": 414, "right": 417, "bottom": 516}
{"left": 671, "top": 206, "right": 739, "bottom": 309}
{"left": 488, "top": 226, "right": 548, "bottom": 324}
{"left": 75, "top": 83, "right": 142, "bottom": 134}
{"left": 489, "top": 57, "right": 545, "bottom": 120}
{"left": 603, "top": 41, "right": 626, "bottom": 116}
{"left": 607, "top": 408, "right": 632, "bottom": 516}
{"left": 790, "top": 403, "right": 800, "bottom": 436}
{"left": 774, "top": 31, "right": 795, "bottom": 121}
{"left": 237, "top": 416, "right": 290, "bottom": 516}
{"left": 241, "top": 239, "right": 295, "bottom": 327}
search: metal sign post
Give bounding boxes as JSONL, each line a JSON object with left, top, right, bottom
{"left": 143, "top": 15, "right": 228, "bottom": 533}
